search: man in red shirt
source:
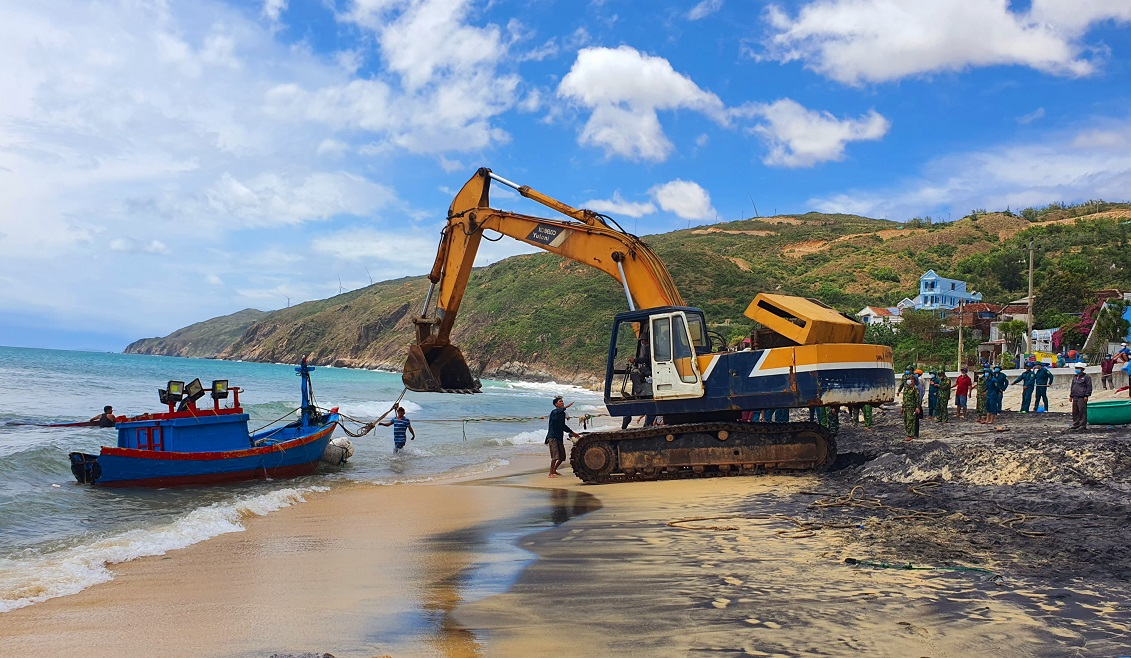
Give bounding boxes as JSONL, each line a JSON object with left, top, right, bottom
{"left": 954, "top": 367, "right": 973, "bottom": 419}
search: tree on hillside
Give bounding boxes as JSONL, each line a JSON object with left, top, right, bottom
{"left": 1091, "top": 300, "right": 1130, "bottom": 349}
{"left": 899, "top": 310, "right": 943, "bottom": 343}
{"left": 864, "top": 323, "right": 898, "bottom": 349}
{"left": 998, "top": 319, "right": 1029, "bottom": 356}
{"left": 1035, "top": 267, "right": 1094, "bottom": 327}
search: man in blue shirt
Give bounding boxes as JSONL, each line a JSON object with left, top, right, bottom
{"left": 546, "top": 396, "right": 580, "bottom": 478}
{"left": 379, "top": 406, "right": 415, "bottom": 452}
{"left": 1033, "top": 363, "right": 1054, "bottom": 412}
{"left": 1013, "top": 363, "right": 1036, "bottom": 413}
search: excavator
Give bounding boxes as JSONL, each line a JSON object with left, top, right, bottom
{"left": 403, "top": 168, "right": 896, "bottom": 483}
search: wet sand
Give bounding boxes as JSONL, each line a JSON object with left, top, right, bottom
{"left": 4, "top": 417, "right": 1131, "bottom": 657}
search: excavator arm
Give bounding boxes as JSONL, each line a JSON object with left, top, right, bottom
{"left": 404, "top": 168, "right": 684, "bottom": 393}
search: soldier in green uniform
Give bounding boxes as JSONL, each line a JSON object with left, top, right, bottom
{"left": 852, "top": 404, "right": 874, "bottom": 430}
{"left": 935, "top": 371, "right": 952, "bottom": 423}
{"left": 817, "top": 405, "right": 840, "bottom": 436}
{"left": 976, "top": 369, "right": 989, "bottom": 423}
{"left": 902, "top": 374, "right": 921, "bottom": 441}
{"left": 896, "top": 367, "right": 914, "bottom": 395}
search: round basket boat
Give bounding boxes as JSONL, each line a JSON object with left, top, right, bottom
{"left": 1086, "top": 399, "right": 1131, "bottom": 425}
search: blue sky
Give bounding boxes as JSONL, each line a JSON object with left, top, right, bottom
{"left": 2, "top": 0, "right": 1130, "bottom": 351}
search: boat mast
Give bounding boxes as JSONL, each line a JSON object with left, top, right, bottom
{"left": 297, "top": 358, "right": 316, "bottom": 426}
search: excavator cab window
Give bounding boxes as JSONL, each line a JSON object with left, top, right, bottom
{"left": 671, "top": 315, "right": 697, "bottom": 383}
{"left": 609, "top": 320, "right": 653, "bottom": 400}
{"left": 685, "top": 314, "right": 709, "bottom": 353}
{"left": 647, "top": 311, "right": 705, "bottom": 399}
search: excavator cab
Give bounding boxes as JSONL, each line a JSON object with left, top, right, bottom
{"left": 607, "top": 307, "right": 707, "bottom": 403}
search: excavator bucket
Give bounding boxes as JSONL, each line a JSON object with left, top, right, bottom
{"left": 403, "top": 344, "right": 482, "bottom": 394}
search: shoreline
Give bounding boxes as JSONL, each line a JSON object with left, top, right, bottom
{"left": 0, "top": 455, "right": 569, "bottom": 658}
{"left": 4, "top": 427, "right": 1130, "bottom": 657}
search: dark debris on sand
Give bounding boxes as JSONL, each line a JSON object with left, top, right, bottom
{"left": 812, "top": 405, "right": 1131, "bottom": 579}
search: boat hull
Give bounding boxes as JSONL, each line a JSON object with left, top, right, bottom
{"left": 71, "top": 422, "right": 337, "bottom": 487}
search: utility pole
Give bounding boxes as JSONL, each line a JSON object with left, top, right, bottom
{"left": 957, "top": 300, "right": 964, "bottom": 370}
{"left": 1027, "top": 237, "right": 1035, "bottom": 354}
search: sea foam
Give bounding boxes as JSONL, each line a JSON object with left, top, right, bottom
{"left": 0, "top": 485, "right": 327, "bottom": 613}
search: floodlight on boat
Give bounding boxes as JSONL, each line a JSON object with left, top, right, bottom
{"left": 211, "top": 380, "right": 229, "bottom": 400}
{"left": 185, "top": 378, "right": 205, "bottom": 403}
{"left": 165, "top": 380, "right": 185, "bottom": 402}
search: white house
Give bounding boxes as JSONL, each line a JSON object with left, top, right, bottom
{"left": 856, "top": 306, "right": 902, "bottom": 325}
{"left": 913, "top": 270, "right": 982, "bottom": 311}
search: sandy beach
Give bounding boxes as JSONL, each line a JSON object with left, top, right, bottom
{"left": 4, "top": 409, "right": 1131, "bottom": 657}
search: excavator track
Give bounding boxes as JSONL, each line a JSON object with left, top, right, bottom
{"left": 568, "top": 421, "right": 835, "bottom": 484}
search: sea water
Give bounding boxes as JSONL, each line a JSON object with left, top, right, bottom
{"left": 0, "top": 346, "right": 609, "bottom": 612}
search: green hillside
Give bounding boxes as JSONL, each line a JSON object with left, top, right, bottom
{"left": 123, "top": 201, "right": 1131, "bottom": 382}
{"left": 124, "top": 308, "right": 267, "bottom": 358}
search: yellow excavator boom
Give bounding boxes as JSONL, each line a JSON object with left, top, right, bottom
{"left": 406, "top": 168, "right": 684, "bottom": 392}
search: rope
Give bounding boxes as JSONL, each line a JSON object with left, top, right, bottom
{"left": 249, "top": 408, "right": 300, "bottom": 434}
{"left": 324, "top": 388, "right": 407, "bottom": 439}
{"left": 810, "top": 485, "right": 950, "bottom": 521}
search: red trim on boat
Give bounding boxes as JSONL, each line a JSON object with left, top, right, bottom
{"left": 96, "top": 461, "right": 323, "bottom": 488}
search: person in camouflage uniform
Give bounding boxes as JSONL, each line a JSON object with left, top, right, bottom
{"left": 935, "top": 371, "right": 952, "bottom": 423}
{"left": 817, "top": 405, "right": 840, "bottom": 436}
{"left": 902, "top": 375, "right": 921, "bottom": 441}
{"left": 976, "top": 369, "right": 989, "bottom": 423}
{"left": 852, "top": 404, "right": 874, "bottom": 430}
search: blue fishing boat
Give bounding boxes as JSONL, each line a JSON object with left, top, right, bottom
{"left": 69, "top": 360, "right": 343, "bottom": 487}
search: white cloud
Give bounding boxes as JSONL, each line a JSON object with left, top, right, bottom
{"left": 689, "top": 0, "right": 724, "bottom": 21}
{"left": 761, "top": 0, "right": 1131, "bottom": 85}
{"left": 204, "top": 172, "right": 392, "bottom": 227}
{"left": 583, "top": 191, "right": 656, "bottom": 218}
{"left": 557, "top": 46, "right": 726, "bottom": 161}
{"left": 1017, "top": 107, "right": 1046, "bottom": 125}
{"left": 312, "top": 228, "right": 438, "bottom": 264}
{"left": 109, "top": 238, "right": 171, "bottom": 255}
{"left": 0, "top": 1, "right": 420, "bottom": 339}
{"left": 263, "top": 0, "right": 287, "bottom": 22}
{"left": 317, "top": 139, "right": 350, "bottom": 156}
{"left": 809, "top": 118, "right": 1131, "bottom": 219}
{"left": 741, "top": 98, "right": 889, "bottom": 167}
{"left": 650, "top": 180, "right": 716, "bottom": 220}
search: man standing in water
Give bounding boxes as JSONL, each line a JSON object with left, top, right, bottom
{"left": 379, "top": 406, "right": 415, "bottom": 452}
{"left": 546, "top": 396, "right": 580, "bottom": 478}
{"left": 90, "top": 405, "right": 116, "bottom": 427}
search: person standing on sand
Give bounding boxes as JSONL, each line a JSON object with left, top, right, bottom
{"left": 954, "top": 367, "right": 972, "bottom": 419}
{"left": 926, "top": 371, "right": 938, "bottom": 419}
{"left": 935, "top": 371, "right": 951, "bottom": 423}
{"left": 1034, "top": 362, "right": 1054, "bottom": 411}
{"left": 901, "top": 375, "right": 921, "bottom": 441}
{"left": 1069, "top": 365, "right": 1093, "bottom": 432}
{"left": 546, "top": 396, "right": 580, "bottom": 478}
{"left": 379, "top": 406, "right": 415, "bottom": 452}
{"left": 984, "top": 365, "right": 1006, "bottom": 424}
{"left": 1101, "top": 355, "right": 1115, "bottom": 390}
{"left": 976, "top": 370, "right": 989, "bottom": 423}
{"left": 896, "top": 367, "right": 913, "bottom": 395}
{"left": 1013, "top": 363, "right": 1036, "bottom": 413}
